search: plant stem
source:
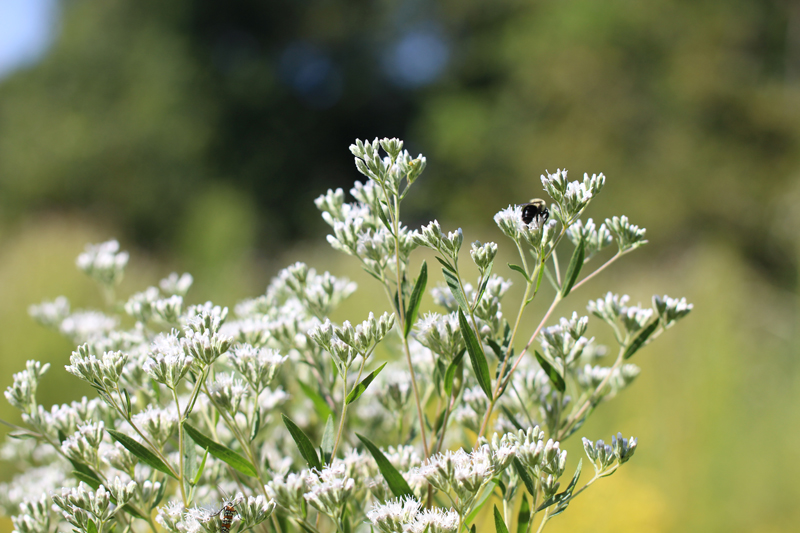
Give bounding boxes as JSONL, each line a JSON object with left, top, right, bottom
{"left": 476, "top": 290, "right": 560, "bottom": 439}
{"left": 535, "top": 509, "right": 550, "bottom": 533}
{"left": 382, "top": 183, "right": 430, "bottom": 458}
{"left": 557, "top": 344, "right": 628, "bottom": 440}
{"left": 331, "top": 365, "right": 349, "bottom": 461}
{"left": 172, "top": 389, "right": 188, "bottom": 505}
{"left": 570, "top": 251, "right": 623, "bottom": 292}
{"left": 435, "top": 393, "right": 456, "bottom": 454}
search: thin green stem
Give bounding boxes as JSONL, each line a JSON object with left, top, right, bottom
{"left": 570, "top": 251, "right": 623, "bottom": 292}
{"left": 331, "top": 366, "right": 349, "bottom": 460}
{"left": 557, "top": 344, "right": 625, "bottom": 441}
{"left": 172, "top": 388, "right": 188, "bottom": 505}
{"left": 379, "top": 179, "right": 430, "bottom": 458}
{"left": 107, "top": 385, "right": 181, "bottom": 480}
{"left": 434, "top": 393, "right": 456, "bottom": 454}
{"left": 551, "top": 250, "right": 562, "bottom": 287}
{"left": 535, "top": 509, "right": 550, "bottom": 533}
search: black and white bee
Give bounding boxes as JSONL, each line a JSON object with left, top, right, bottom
{"left": 521, "top": 198, "right": 549, "bottom": 226}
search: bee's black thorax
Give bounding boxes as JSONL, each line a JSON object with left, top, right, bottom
{"left": 521, "top": 199, "right": 549, "bottom": 226}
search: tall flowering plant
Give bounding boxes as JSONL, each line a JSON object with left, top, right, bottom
{"left": 2, "top": 138, "right": 691, "bottom": 533}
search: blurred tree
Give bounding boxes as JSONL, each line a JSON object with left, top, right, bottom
{"left": 415, "top": 0, "right": 800, "bottom": 288}
{"left": 0, "top": 0, "right": 797, "bottom": 288}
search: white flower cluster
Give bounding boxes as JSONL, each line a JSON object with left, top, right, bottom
{"left": 368, "top": 497, "right": 459, "bottom": 533}
{"left": 75, "top": 240, "right": 129, "bottom": 286}
{"left": 2, "top": 138, "right": 693, "bottom": 533}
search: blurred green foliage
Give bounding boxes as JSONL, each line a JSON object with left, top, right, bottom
{"left": 0, "top": 0, "right": 798, "bottom": 531}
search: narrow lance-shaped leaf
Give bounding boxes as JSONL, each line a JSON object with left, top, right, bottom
{"left": 537, "top": 459, "right": 582, "bottom": 514}
{"left": 435, "top": 256, "right": 456, "bottom": 273}
{"left": 561, "top": 236, "right": 585, "bottom": 297}
{"left": 150, "top": 478, "right": 167, "bottom": 510}
{"left": 296, "top": 380, "right": 333, "bottom": 420}
{"left": 518, "top": 495, "right": 531, "bottom": 533}
{"left": 444, "top": 350, "right": 465, "bottom": 397}
{"left": 281, "top": 415, "right": 322, "bottom": 471}
{"left": 493, "top": 505, "right": 509, "bottom": 533}
{"left": 499, "top": 405, "right": 525, "bottom": 432}
{"left": 507, "top": 263, "right": 531, "bottom": 283}
{"left": 192, "top": 448, "right": 209, "bottom": 486}
{"left": 458, "top": 309, "right": 492, "bottom": 398}
{"left": 346, "top": 362, "right": 388, "bottom": 404}
{"left": 534, "top": 351, "right": 566, "bottom": 393}
{"left": 513, "top": 458, "right": 535, "bottom": 497}
{"left": 356, "top": 434, "right": 413, "bottom": 498}
{"left": 183, "top": 429, "right": 198, "bottom": 486}
{"left": 321, "top": 414, "right": 335, "bottom": 465}
{"left": 623, "top": 321, "right": 659, "bottom": 359}
{"left": 473, "top": 261, "right": 494, "bottom": 307}
{"left": 183, "top": 422, "right": 258, "bottom": 477}
{"left": 249, "top": 408, "right": 261, "bottom": 442}
{"left": 443, "top": 268, "right": 469, "bottom": 311}
{"left": 107, "top": 429, "right": 176, "bottom": 479}
{"left": 465, "top": 480, "right": 498, "bottom": 524}
{"left": 404, "top": 261, "right": 427, "bottom": 337}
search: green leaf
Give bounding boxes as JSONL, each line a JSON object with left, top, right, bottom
{"left": 465, "top": 480, "right": 498, "bottom": 524}
{"left": 122, "top": 389, "right": 132, "bottom": 418}
{"left": 376, "top": 206, "right": 395, "bottom": 236}
{"left": 534, "top": 260, "right": 546, "bottom": 296}
{"left": 444, "top": 349, "right": 465, "bottom": 397}
{"left": 623, "top": 321, "right": 660, "bottom": 359}
{"left": 87, "top": 519, "right": 98, "bottom": 533}
{"left": 443, "top": 268, "right": 469, "bottom": 311}
{"left": 107, "top": 429, "right": 176, "bottom": 479}
{"left": 534, "top": 350, "right": 566, "bottom": 393}
{"left": 249, "top": 408, "right": 261, "bottom": 442}
{"left": 151, "top": 477, "right": 167, "bottom": 510}
{"left": 362, "top": 266, "right": 385, "bottom": 284}
{"left": 183, "top": 422, "right": 258, "bottom": 477}
{"left": 513, "top": 458, "right": 535, "bottom": 496}
{"left": 183, "top": 428, "right": 198, "bottom": 486}
{"left": 404, "top": 261, "right": 427, "bottom": 337}
{"left": 281, "top": 415, "right": 322, "bottom": 471}
{"left": 356, "top": 434, "right": 413, "bottom": 498}
{"left": 321, "top": 415, "right": 335, "bottom": 465}
{"left": 73, "top": 470, "right": 102, "bottom": 489}
{"left": 458, "top": 309, "right": 492, "bottom": 398}
{"left": 537, "top": 459, "right": 582, "bottom": 514}
{"left": 561, "top": 237, "right": 585, "bottom": 297}
{"left": 518, "top": 495, "right": 531, "bottom": 533}
{"left": 474, "top": 261, "right": 494, "bottom": 307}
{"left": 297, "top": 380, "right": 334, "bottom": 420}
{"left": 507, "top": 263, "right": 531, "bottom": 283}
{"left": 499, "top": 405, "right": 525, "bottom": 432}
{"left": 561, "top": 401, "right": 597, "bottom": 440}
{"left": 435, "top": 256, "right": 456, "bottom": 273}
{"left": 192, "top": 448, "right": 209, "bottom": 486}
{"left": 346, "top": 362, "right": 388, "bottom": 404}
{"left": 69, "top": 459, "right": 101, "bottom": 484}
{"left": 297, "top": 521, "right": 317, "bottom": 533}
{"left": 493, "top": 505, "right": 509, "bottom": 533}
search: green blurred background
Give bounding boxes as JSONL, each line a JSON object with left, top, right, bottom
{"left": 1, "top": 0, "right": 798, "bottom": 531}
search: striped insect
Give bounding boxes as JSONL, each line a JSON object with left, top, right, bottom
{"left": 209, "top": 495, "right": 240, "bottom": 533}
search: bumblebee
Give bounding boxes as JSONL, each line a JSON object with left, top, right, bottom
{"left": 521, "top": 199, "right": 549, "bottom": 226}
